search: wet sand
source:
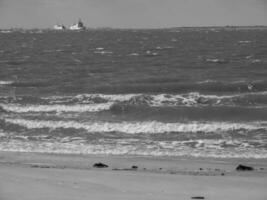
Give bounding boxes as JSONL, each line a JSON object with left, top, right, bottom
{"left": 0, "top": 151, "right": 267, "bottom": 200}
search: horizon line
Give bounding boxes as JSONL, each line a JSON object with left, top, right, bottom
{"left": 1, "top": 25, "right": 267, "bottom": 31}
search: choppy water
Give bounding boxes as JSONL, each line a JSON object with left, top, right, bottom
{"left": 0, "top": 27, "right": 267, "bottom": 158}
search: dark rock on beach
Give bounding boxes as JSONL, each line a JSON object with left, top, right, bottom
{"left": 191, "top": 196, "right": 205, "bottom": 199}
{"left": 236, "top": 164, "right": 254, "bottom": 171}
{"left": 93, "top": 162, "right": 109, "bottom": 168}
{"left": 132, "top": 165, "right": 138, "bottom": 169}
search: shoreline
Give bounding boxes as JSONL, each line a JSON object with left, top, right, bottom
{"left": 1, "top": 151, "right": 267, "bottom": 174}
{"left": 1, "top": 151, "right": 267, "bottom": 200}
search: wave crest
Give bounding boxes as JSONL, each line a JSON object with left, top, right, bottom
{"left": 4, "top": 118, "right": 266, "bottom": 134}
{"left": 2, "top": 91, "right": 267, "bottom": 114}
{"left": 0, "top": 103, "right": 113, "bottom": 113}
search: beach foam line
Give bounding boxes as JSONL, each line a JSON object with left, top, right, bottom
{"left": 0, "top": 103, "right": 113, "bottom": 113}
{"left": 4, "top": 118, "right": 266, "bottom": 134}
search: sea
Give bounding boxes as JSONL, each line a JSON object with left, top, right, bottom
{"left": 0, "top": 27, "right": 267, "bottom": 158}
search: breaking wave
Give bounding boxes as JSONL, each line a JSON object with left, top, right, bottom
{"left": 1, "top": 91, "right": 267, "bottom": 114}
{"left": 1, "top": 139, "right": 267, "bottom": 158}
{"left": 4, "top": 118, "right": 266, "bottom": 134}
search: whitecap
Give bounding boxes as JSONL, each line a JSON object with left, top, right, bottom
{"left": 94, "top": 50, "right": 113, "bottom": 55}
{"left": 0, "top": 30, "right": 12, "bottom": 33}
{"left": 145, "top": 51, "right": 158, "bottom": 56}
{"left": 129, "top": 53, "right": 139, "bottom": 56}
{"left": 156, "top": 46, "right": 173, "bottom": 50}
{"left": 197, "top": 80, "right": 217, "bottom": 84}
{"left": 238, "top": 41, "right": 252, "bottom": 44}
{"left": 74, "top": 59, "right": 82, "bottom": 63}
{"left": 251, "top": 59, "right": 262, "bottom": 63}
{"left": 0, "top": 80, "right": 14, "bottom": 85}
{"left": 206, "top": 58, "right": 227, "bottom": 63}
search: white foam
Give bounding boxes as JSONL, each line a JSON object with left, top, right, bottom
{"left": 0, "top": 103, "right": 113, "bottom": 113}
{"left": 5, "top": 118, "right": 266, "bottom": 134}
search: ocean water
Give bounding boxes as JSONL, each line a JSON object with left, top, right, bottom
{"left": 0, "top": 27, "right": 267, "bottom": 158}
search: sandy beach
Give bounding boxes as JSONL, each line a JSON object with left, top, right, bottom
{"left": 0, "top": 151, "right": 266, "bottom": 200}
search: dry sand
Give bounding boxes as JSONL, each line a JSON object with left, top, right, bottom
{"left": 0, "top": 151, "right": 267, "bottom": 200}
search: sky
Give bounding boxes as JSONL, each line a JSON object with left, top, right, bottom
{"left": 0, "top": 0, "right": 266, "bottom": 29}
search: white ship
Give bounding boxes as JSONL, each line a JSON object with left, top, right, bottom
{"left": 53, "top": 24, "right": 66, "bottom": 30}
{"left": 69, "top": 19, "right": 86, "bottom": 30}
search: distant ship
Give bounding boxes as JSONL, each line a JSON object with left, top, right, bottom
{"left": 69, "top": 19, "right": 86, "bottom": 30}
{"left": 53, "top": 24, "right": 66, "bottom": 30}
